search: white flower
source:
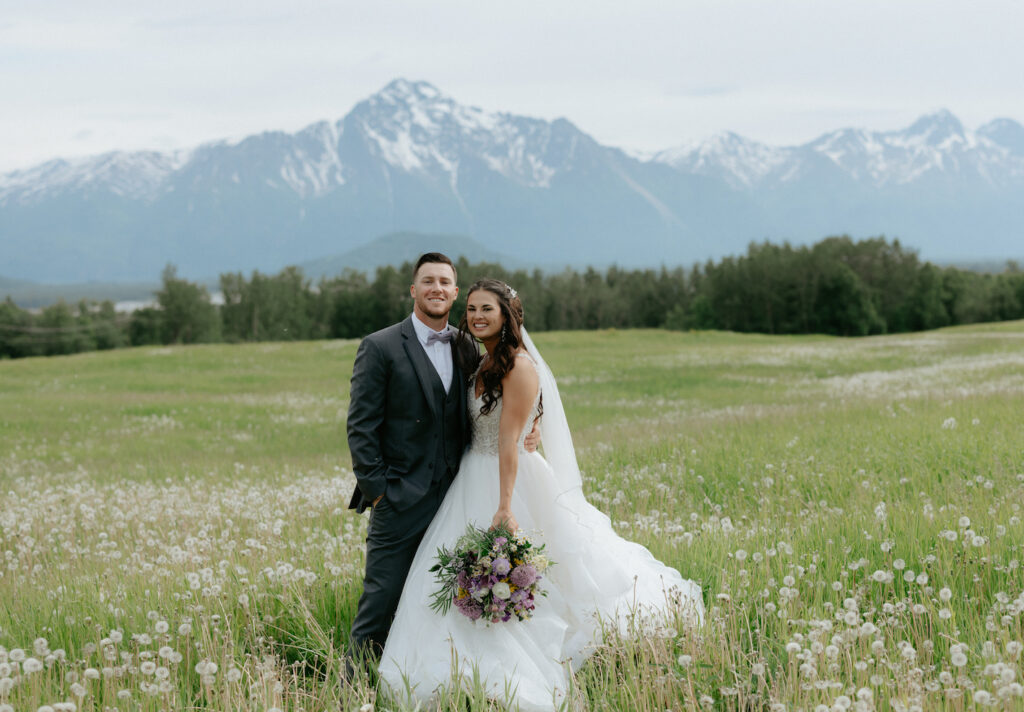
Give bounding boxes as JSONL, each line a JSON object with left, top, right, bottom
{"left": 194, "top": 660, "right": 217, "bottom": 676}
{"left": 116, "top": 690, "right": 131, "bottom": 700}
{"left": 974, "top": 690, "right": 992, "bottom": 705}
{"left": 359, "top": 704, "right": 374, "bottom": 712}
{"left": 140, "top": 661, "right": 157, "bottom": 675}
{"left": 23, "top": 657, "right": 43, "bottom": 673}
{"left": 154, "top": 621, "right": 169, "bottom": 634}
{"left": 677, "top": 654, "right": 692, "bottom": 667}
{"left": 70, "top": 682, "right": 86, "bottom": 697}
{"left": 751, "top": 663, "right": 765, "bottom": 676}
{"left": 942, "top": 417, "right": 957, "bottom": 429}
{"left": 492, "top": 582, "right": 512, "bottom": 600}
{"left": 226, "top": 667, "right": 242, "bottom": 682}
{"left": 939, "top": 587, "right": 952, "bottom": 601}
{"left": 952, "top": 651, "right": 968, "bottom": 667}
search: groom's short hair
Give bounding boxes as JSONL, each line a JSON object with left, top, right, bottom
{"left": 413, "top": 252, "right": 457, "bottom": 282}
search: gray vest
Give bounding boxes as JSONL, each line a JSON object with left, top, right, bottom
{"left": 433, "top": 375, "right": 464, "bottom": 481}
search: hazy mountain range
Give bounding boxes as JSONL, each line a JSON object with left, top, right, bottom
{"left": 2, "top": 78, "right": 1022, "bottom": 284}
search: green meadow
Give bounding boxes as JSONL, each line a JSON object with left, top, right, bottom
{"left": 1, "top": 324, "right": 1022, "bottom": 711}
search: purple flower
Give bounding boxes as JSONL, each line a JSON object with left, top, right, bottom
{"left": 456, "top": 570, "right": 470, "bottom": 590}
{"left": 510, "top": 564, "right": 538, "bottom": 588}
{"left": 510, "top": 588, "right": 528, "bottom": 604}
{"left": 492, "top": 557, "right": 511, "bottom": 576}
{"left": 493, "top": 536, "right": 508, "bottom": 547}
{"left": 455, "top": 596, "right": 483, "bottom": 620}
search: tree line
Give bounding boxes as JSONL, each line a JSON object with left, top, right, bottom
{"left": 2, "top": 236, "right": 1023, "bottom": 359}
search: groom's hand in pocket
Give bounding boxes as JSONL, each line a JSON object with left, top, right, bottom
{"left": 523, "top": 417, "right": 541, "bottom": 453}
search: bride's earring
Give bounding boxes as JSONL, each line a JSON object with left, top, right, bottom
{"left": 500, "top": 324, "right": 507, "bottom": 345}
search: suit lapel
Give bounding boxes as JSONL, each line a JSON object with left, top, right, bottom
{"left": 452, "top": 333, "right": 477, "bottom": 432}
{"left": 401, "top": 316, "right": 443, "bottom": 419}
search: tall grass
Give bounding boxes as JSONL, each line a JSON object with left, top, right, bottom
{"left": 1, "top": 323, "right": 1022, "bottom": 710}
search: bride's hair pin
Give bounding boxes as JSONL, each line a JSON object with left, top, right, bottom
{"left": 505, "top": 284, "right": 518, "bottom": 300}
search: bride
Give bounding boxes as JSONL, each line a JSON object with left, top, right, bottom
{"left": 378, "top": 279, "right": 703, "bottom": 710}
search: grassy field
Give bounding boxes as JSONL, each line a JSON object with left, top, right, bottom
{"left": 1, "top": 323, "right": 1023, "bottom": 711}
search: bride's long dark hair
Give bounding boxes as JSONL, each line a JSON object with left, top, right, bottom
{"left": 456, "top": 278, "right": 527, "bottom": 416}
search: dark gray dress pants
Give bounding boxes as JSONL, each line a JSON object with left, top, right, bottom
{"left": 349, "top": 472, "right": 453, "bottom": 658}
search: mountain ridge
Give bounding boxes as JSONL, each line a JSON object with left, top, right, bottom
{"left": 2, "top": 79, "right": 1022, "bottom": 283}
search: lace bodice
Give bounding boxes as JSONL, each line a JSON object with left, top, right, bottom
{"left": 468, "top": 353, "right": 542, "bottom": 456}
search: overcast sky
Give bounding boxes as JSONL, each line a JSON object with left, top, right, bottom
{"left": 3, "top": 0, "right": 1023, "bottom": 173}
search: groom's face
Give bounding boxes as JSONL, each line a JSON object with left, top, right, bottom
{"left": 411, "top": 262, "right": 459, "bottom": 322}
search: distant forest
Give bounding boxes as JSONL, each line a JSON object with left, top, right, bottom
{"left": 2, "top": 236, "right": 1023, "bottom": 359}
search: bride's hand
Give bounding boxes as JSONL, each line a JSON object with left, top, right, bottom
{"left": 523, "top": 416, "right": 541, "bottom": 453}
{"left": 491, "top": 509, "right": 518, "bottom": 533}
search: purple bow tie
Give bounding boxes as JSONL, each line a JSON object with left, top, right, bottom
{"left": 426, "top": 329, "right": 453, "bottom": 345}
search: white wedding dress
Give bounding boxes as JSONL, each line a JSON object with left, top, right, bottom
{"left": 379, "top": 332, "right": 703, "bottom": 711}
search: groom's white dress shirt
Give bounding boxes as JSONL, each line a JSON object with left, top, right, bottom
{"left": 411, "top": 313, "right": 454, "bottom": 393}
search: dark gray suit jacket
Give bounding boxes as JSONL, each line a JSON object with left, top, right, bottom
{"left": 347, "top": 316, "right": 479, "bottom": 513}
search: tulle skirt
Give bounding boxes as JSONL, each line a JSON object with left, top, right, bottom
{"left": 378, "top": 448, "right": 704, "bottom": 711}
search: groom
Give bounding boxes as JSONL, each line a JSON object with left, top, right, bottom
{"left": 347, "top": 253, "right": 537, "bottom": 663}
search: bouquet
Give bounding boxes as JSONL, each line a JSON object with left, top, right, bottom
{"left": 429, "top": 524, "right": 551, "bottom": 624}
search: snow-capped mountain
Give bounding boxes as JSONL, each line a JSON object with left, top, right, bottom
{"left": 1, "top": 79, "right": 1022, "bottom": 283}
{"left": 654, "top": 109, "right": 1024, "bottom": 189}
